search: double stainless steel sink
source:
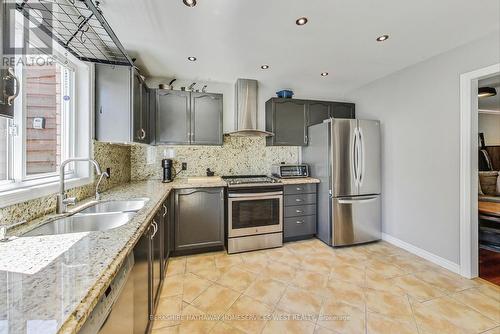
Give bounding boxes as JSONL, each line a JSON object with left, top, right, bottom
{"left": 24, "top": 198, "right": 150, "bottom": 237}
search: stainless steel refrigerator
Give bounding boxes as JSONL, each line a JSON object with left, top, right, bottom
{"left": 302, "top": 118, "right": 381, "bottom": 246}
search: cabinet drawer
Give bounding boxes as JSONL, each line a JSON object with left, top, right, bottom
{"left": 284, "top": 215, "right": 317, "bottom": 238}
{"left": 284, "top": 204, "right": 316, "bottom": 218}
{"left": 284, "top": 184, "right": 316, "bottom": 195}
{"left": 284, "top": 193, "right": 316, "bottom": 206}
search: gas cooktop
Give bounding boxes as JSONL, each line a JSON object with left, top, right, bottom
{"left": 222, "top": 175, "right": 281, "bottom": 187}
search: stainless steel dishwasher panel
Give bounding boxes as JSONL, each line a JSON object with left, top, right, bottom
{"left": 99, "top": 275, "right": 134, "bottom": 334}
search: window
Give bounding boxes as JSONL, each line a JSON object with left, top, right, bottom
{"left": 0, "top": 57, "right": 79, "bottom": 189}
{"left": 0, "top": 16, "right": 92, "bottom": 207}
{"left": 23, "top": 59, "right": 75, "bottom": 178}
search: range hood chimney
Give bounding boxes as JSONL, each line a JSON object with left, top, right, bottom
{"left": 227, "top": 79, "right": 273, "bottom": 137}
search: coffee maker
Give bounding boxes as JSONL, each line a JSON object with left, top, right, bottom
{"left": 162, "top": 159, "right": 174, "bottom": 183}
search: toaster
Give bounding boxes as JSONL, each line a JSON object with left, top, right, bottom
{"left": 271, "top": 164, "right": 309, "bottom": 178}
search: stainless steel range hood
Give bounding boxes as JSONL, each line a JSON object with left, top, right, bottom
{"left": 227, "top": 79, "right": 274, "bottom": 137}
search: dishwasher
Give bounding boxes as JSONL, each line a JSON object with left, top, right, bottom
{"left": 79, "top": 253, "right": 135, "bottom": 334}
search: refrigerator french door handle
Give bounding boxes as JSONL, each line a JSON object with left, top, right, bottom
{"left": 352, "top": 128, "right": 359, "bottom": 187}
{"left": 358, "top": 127, "right": 364, "bottom": 187}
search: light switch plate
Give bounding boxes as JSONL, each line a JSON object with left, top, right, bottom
{"left": 146, "top": 146, "right": 156, "bottom": 165}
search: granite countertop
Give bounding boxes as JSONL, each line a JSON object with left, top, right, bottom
{"left": 0, "top": 176, "right": 319, "bottom": 334}
{"left": 279, "top": 177, "right": 320, "bottom": 184}
{"left": 0, "top": 178, "right": 226, "bottom": 334}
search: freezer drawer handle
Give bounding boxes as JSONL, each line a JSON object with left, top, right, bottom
{"left": 338, "top": 197, "right": 378, "bottom": 204}
{"left": 296, "top": 220, "right": 304, "bottom": 224}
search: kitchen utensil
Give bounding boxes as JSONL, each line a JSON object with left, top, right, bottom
{"left": 276, "top": 90, "right": 294, "bottom": 98}
{"left": 159, "top": 79, "right": 177, "bottom": 90}
{"left": 201, "top": 85, "right": 207, "bottom": 93}
{"left": 187, "top": 82, "right": 196, "bottom": 91}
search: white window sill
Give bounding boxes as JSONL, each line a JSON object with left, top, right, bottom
{"left": 0, "top": 177, "right": 91, "bottom": 209}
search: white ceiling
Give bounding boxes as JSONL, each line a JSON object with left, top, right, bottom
{"left": 101, "top": 0, "right": 500, "bottom": 98}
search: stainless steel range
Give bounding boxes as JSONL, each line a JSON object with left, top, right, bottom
{"left": 223, "top": 176, "right": 283, "bottom": 254}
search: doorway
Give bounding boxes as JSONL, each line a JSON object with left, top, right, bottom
{"left": 459, "top": 63, "right": 500, "bottom": 280}
{"left": 477, "top": 75, "right": 500, "bottom": 285}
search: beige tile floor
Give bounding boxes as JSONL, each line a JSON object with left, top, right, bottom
{"left": 152, "top": 239, "right": 500, "bottom": 334}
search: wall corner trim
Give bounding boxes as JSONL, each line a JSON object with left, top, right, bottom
{"left": 381, "top": 233, "right": 461, "bottom": 275}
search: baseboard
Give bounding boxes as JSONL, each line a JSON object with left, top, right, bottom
{"left": 382, "top": 233, "right": 461, "bottom": 274}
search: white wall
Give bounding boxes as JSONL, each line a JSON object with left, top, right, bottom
{"left": 479, "top": 113, "right": 500, "bottom": 146}
{"left": 346, "top": 32, "right": 500, "bottom": 264}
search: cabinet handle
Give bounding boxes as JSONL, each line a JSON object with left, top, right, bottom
{"left": 296, "top": 220, "right": 304, "bottom": 224}
{"left": 163, "top": 204, "right": 168, "bottom": 217}
{"left": 296, "top": 187, "right": 303, "bottom": 191}
{"left": 295, "top": 198, "right": 303, "bottom": 202}
{"left": 151, "top": 221, "right": 158, "bottom": 239}
{"left": 5, "top": 68, "right": 20, "bottom": 106}
{"left": 296, "top": 209, "right": 303, "bottom": 213}
{"left": 304, "top": 135, "right": 308, "bottom": 144}
{"left": 140, "top": 128, "right": 146, "bottom": 140}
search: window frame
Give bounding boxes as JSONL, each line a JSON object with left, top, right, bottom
{"left": 0, "top": 49, "right": 94, "bottom": 209}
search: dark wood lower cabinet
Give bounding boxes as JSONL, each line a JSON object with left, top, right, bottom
{"left": 174, "top": 187, "right": 225, "bottom": 253}
{"left": 132, "top": 225, "right": 152, "bottom": 334}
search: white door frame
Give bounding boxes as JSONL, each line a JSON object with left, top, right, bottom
{"left": 459, "top": 63, "right": 500, "bottom": 278}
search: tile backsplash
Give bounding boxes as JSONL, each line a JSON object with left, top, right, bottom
{"left": 131, "top": 136, "right": 300, "bottom": 180}
{"left": 0, "top": 141, "right": 131, "bottom": 226}
{"left": 1, "top": 137, "right": 299, "bottom": 226}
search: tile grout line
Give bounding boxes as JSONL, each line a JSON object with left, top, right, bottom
{"left": 406, "top": 293, "right": 422, "bottom": 334}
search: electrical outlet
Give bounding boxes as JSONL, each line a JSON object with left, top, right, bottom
{"left": 106, "top": 168, "right": 111, "bottom": 178}
{"left": 181, "top": 162, "right": 187, "bottom": 170}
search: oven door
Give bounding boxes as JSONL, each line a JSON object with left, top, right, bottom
{"left": 228, "top": 192, "right": 283, "bottom": 237}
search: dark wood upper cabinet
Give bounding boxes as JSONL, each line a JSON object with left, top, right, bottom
{"left": 266, "top": 98, "right": 355, "bottom": 146}
{"left": 266, "top": 98, "right": 308, "bottom": 146}
{"left": 95, "top": 64, "right": 152, "bottom": 144}
{"left": 156, "top": 90, "right": 191, "bottom": 145}
{"left": 155, "top": 90, "right": 223, "bottom": 146}
{"left": 308, "top": 101, "right": 331, "bottom": 126}
{"left": 191, "top": 93, "right": 223, "bottom": 145}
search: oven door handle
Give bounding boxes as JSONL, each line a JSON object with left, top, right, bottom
{"left": 228, "top": 191, "right": 283, "bottom": 198}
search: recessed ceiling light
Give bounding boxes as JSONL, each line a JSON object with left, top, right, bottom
{"left": 320, "top": 72, "right": 329, "bottom": 76}
{"left": 376, "top": 34, "right": 389, "bottom": 42}
{"left": 296, "top": 17, "right": 308, "bottom": 26}
{"left": 261, "top": 65, "right": 269, "bottom": 69}
{"left": 187, "top": 56, "right": 197, "bottom": 61}
{"left": 183, "top": 0, "right": 197, "bottom": 7}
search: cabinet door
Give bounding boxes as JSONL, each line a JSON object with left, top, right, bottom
{"left": 156, "top": 90, "right": 190, "bottom": 144}
{"left": 132, "top": 225, "right": 152, "bottom": 334}
{"left": 151, "top": 217, "right": 162, "bottom": 308}
{"left": 331, "top": 102, "right": 355, "bottom": 119}
{"left": 133, "top": 75, "right": 151, "bottom": 144}
{"left": 191, "top": 93, "right": 223, "bottom": 145}
{"left": 175, "top": 188, "right": 224, "bottom": 251}
{"left": 269, "top": 99, "right": 307, "bottom": 146}
{"left": 133, "top": 80, "right": 150, "bottom": 144}
{"left": 95, "top": 64, "right": 132, "bottom": 142}
{"left": 161, "top": 197, "right": 170, "bottom": 275}
{"left": 307, "top": 101, "right": 331, "bottom": 126}
{"left": 141, "top": 85, "right": 150, "bottom": 142}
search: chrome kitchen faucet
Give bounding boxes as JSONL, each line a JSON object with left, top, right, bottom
{"left": 57, "top": 158, "right": 104, "bottom": 214}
